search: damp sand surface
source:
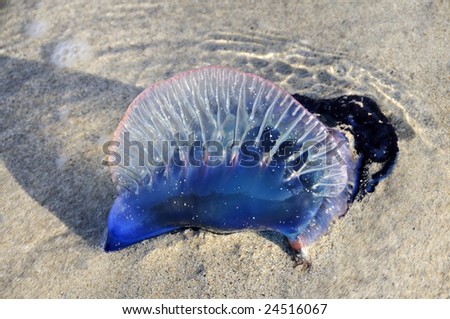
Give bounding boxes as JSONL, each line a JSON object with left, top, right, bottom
{"left": 0, "top": 0, "right": 449, "bottom": 298}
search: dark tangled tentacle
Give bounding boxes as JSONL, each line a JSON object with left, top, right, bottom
{"left": 292, "top": 94, "right": 399, "bottom": 201}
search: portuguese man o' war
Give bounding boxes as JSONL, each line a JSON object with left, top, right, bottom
{"left": 103, "top": 66, "right": 398, "bottom": 264}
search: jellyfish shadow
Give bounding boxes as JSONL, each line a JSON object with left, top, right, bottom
{"left": 0, "top": 55, "right": 142, "bottom": 248}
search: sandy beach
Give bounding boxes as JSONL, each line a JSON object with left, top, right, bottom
{"left": 1, "top": 0, "right": 449, "bottom": 298}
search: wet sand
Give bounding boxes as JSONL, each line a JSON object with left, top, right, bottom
{"left": 0, "top": 0, "right": 448, "bottom": 298}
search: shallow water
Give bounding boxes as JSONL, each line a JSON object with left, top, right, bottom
{"left": 1, "top": 0, "right": 448, "bottom": 298}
